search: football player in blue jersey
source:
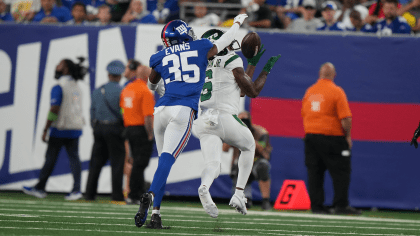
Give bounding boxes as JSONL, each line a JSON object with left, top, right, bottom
{"left": 134, "top": 13, "right": 249, "bottom": 229}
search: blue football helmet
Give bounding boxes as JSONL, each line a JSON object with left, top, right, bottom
{"left": 161, "top": 20, "right": 197, "bottom": 48}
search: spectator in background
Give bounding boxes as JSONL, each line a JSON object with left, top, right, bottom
{"left": 85, "top": 60, "right": 126, "bottom": 202}
{"left": 395, "top": 0, "right": 420, "bottom": 32}
{"left": 10, "top": 0, "right": 40, "bottom": 22}
{"left": 107, "top": 0, "right": 130, "bottom": 22}
{"left": 149, "top": 0, "right": 179, "bottom": 23}
{"left": 241, "top": 0, "right": 272, "bottom": 28}
{"left": 81, "top": 0, "right": 107, "bottom": 21}
{"left": 317, "top": 1, "right": 345, "bottom": 31}
{"left": 23, "top": 58, "right": 86, "bottom": 201}
{"left": 67, "top": 1, "right": 89, "bottom": 24}
{"left": 94, "top": 4, "right": 111, "bottom": 24}
{"left": 225, "top": 111, "right": 273, "bottom": 211}
{"left": 188, "top": 1, "right": 220, "bottom": 26}
{"left": 375, "top": 0, "right": 411, "bottom": 35}
{"left": 348, "top": 9, "right": 375, "bottom": 32}
{"left": 0, "top": 0, "right": 14, "bottom": 21}
{"left": 287, "top": 0, "right": 321, "bottom": 31}
{"left": 121, "top": 0, "right": 157, "bottom": 24}
{"left": 365, "top": 0, "right": 401, "bottom": 24}
{"left": 275, "top": 0, "right": 304, "bottom": 26}
{"left": 335, "top": 0, "right": 368, "bottom": 29}
{"left": 301, "top": 62, "right": 361, "bottom": 215}
{"left": 120, "top": 60, "right": 155, "bottom": 205}
{"left": 32, "top": 0, "right": 72, "bottom": 23}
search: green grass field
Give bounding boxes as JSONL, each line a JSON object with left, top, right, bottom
{"left": 0, "top": 192, "right": 419, "bottom": 236}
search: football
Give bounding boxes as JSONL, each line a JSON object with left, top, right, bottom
{"left": 241, "top": 32, "right": 262, "bottom": 59}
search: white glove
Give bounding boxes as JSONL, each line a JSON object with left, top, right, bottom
{"left": 156, "top": 79, "right": 165, "bottom": 97}
{"left": 233, "top": 14, "right": 248, "bottom": 26}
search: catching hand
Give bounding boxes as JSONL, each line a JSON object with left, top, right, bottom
{"left": 247, "top": 45, "right": 266, "bottom": 66}
{"left": 234, "top": 14, "right": 248, "bottom": 26}
{"left": 263, "top": 54, "right": 281, "bottom": 73}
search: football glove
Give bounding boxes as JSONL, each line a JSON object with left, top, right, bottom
{"left": 234, "top": 14, "right": 248, "bottom": 26}
{"left": 263, "top": 54, "right": 281, "bottom": 73}
{"left": 410, "top": 122, "right": 420, "bottom": 149}
{"left": 247, "top": 44, "right": 266, "bottom": 66}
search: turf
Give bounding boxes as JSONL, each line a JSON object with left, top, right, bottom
{"left": 0, "top": 192, "right": 419, "bottom": 236}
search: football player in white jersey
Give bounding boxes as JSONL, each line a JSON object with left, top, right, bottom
{"left": 192, "top": 29, "right": 281, "bottom": 218}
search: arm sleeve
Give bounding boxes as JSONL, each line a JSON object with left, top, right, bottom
{"left": 214, "top": 23, "right": 240, "bottom": 54}
{"left": 142, "top": 91, "right": 155, "bottom": 117}
{"left": 336, "top": 87, "right": 352, "bottom": 119}
{"left": 50, "top": 85, "right": 63, "bottom": 106}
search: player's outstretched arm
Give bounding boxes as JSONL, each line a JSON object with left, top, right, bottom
{"left": 411, "top": 121, "right": 420, "bottom": 149}
{"left": 241, "top": 46, "right": 266, "bottom": 96}
{"left": 234, "top": 54, "right": 281, "bottom": 98}
{"left": 207, "top": 14, "right": 248, "bottom": 60}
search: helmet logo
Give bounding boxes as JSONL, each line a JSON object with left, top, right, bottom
{"left": 175, "top": 24, "right": 188, "bottom": 35}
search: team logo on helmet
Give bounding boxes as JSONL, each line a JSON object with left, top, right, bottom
{"left": 161, "top": 20, "right": 197, "bottom": 48}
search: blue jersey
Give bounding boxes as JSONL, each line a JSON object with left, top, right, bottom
{"left": 317, "top": 22, "right": 345, "bottom": 31}
{"left": 375, "top": 16, "right": 411, "bottom": 35}
{"left": 347, "top": 23, "right": 375, "bottom": 33}
{"left": 150, "top": 39, "right": 213, "bottom": 111}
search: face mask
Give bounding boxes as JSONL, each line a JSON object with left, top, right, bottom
{"left": 55, "top": 70, "right": 63, "bottom": 79}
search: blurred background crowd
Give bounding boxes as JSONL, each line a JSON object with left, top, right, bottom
{"left": 1, "top": 0, "right": 419, "bottom": 34}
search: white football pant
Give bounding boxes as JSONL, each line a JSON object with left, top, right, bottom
{"left": 193, "top": 110, "right": 255, "bottom": 190}
{"left": 154, "top": 105, "right": 195, "bottom": 158}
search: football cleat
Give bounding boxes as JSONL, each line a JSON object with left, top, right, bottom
{"left": 146, "top": 214, "right": 170, "bottom": 229}
{"left": 64, "top": 191, "right": 82, "bottom": 201}
{"left": 22, "top": 186, "right": 47, "bottom": 199}
{"left": 198, "top": 185, "right": 218, "bottom": 218}
{"left": 134, "top": 192, "right": 153, "bottom": 227}
{"left": 229, "top": 193, "right": 248, "bottom": 215}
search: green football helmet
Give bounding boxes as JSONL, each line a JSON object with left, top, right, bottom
{"left": 201, "top": 29, "right": 240, "bottom": 59}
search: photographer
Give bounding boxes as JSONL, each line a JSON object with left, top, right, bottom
{"left": 23, "top": 58, "right": 87, "bottom": 201}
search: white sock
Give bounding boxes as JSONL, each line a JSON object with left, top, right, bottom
{"left": 152, "top": 210, "right": 160, "bottom": 215}
{"left": 236, "top": 150, "right": 254, "bottom": 190}
{"left": 235, "top": 188, "right": 244, "bottom": 197}
{"left": 201, "top": 161, "right": 220, "bottom": 188}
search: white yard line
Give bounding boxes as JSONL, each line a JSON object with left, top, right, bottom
{"left": 1, "top": 199, "right": 419, "bottom": 224}
{"left": 0, "top": 220, "right": 416, "bottom": 236}
{"left": 1, "top": 205, "right": 420, "bottom": 228}
{"left": 0, "top": 211, "right": 419, "bottom": 232}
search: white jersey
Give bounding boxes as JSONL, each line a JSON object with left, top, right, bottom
{"left": 199, "top": 51, "right": 243, "bottom": 115}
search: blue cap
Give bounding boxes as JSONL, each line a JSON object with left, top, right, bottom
{"left": 106, "top": 60, "right": 125, "bottom": 75}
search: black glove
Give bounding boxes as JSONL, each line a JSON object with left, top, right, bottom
{"left": 410, "top": 122, "right": 420, "bottom": 149}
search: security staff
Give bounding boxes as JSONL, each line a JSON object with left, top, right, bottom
{"left": 85, "top": 60, "right": 126, "bottom": 201}
{"left": 301, "top": 62, "right": 361, "bottom": 215}
{"left": 121, "top": 60, "right": 155, "bottom": 204}
{"left": 23, "top": 58, "right": 86, "bottom": 201}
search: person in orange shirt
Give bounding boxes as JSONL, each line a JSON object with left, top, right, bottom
{"left": 121, "top": 59, "right": 155, "bottom": 204}
{"left": 301, "top": 62, "right": 361, "bottom": 216}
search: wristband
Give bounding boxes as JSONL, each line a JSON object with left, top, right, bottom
{"left": 47, "top": 111, "right": 58, "bottom": 121}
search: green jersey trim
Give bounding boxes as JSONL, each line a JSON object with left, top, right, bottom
{"left": 224, "top": 55, "right": 240, "bottom": 68}
{"left": 233, "top": 115, "right": 247, "bottom": 127}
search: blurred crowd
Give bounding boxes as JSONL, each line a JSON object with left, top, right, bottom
{"left": 1, "top": 0, "right": 418, "bottom": 34}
